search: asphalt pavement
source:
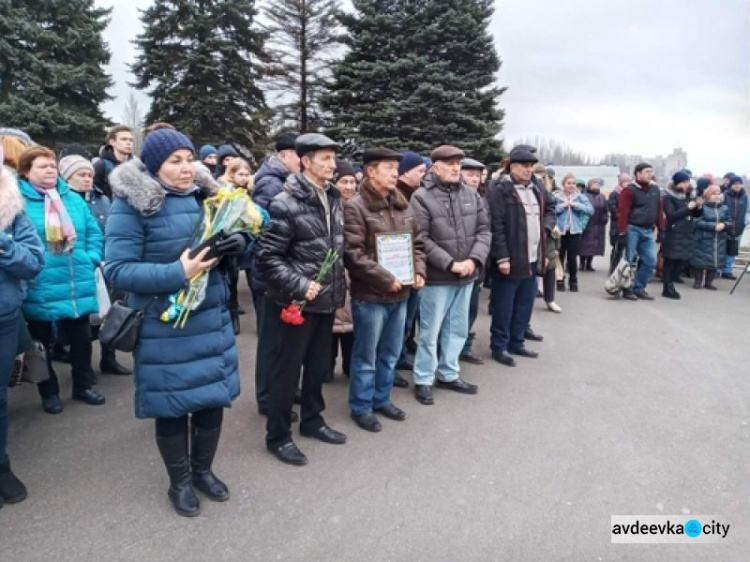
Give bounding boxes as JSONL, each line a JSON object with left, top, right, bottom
{"left": 2, "top": 263, "right": 748, "bottom": 562}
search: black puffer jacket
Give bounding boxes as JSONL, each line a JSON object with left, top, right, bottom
{"left": 488, "top": 173, "right": 556, "bottom": 279}
{"left": 690, "top": 202, "right": 732, "bottom": 269}
{"left": 409, "top": 171, "right": 491, "bottom": 286}
{"left": 661, "top": 189, "right": 699, "bottom": 260}
{"left": 255, "top": 174, "right": 345, "bottom": 314}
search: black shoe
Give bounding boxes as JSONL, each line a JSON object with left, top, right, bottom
{"left": 492, "top": 351, "right": 516, "bottom": 367}
{"left": 435, "top": 377, "right": 478, "bottom": 394}
{"left": 459, "top": 352, "right": 485, "bottom": 365}
{"left": 621, "top": 288, "right": 638, "bottom": 301}
{"left": 557, "top": 281, "right": 566, "bottom": 292}
{"left": 0, "top": 458, "right": 28, "bottom": 504}
{"left": 236, "top": 306, "right": 246, "bottom": 315}
{"left": 508, "top": 346, "right": 539, "bottom": 359}
{"left": 191, "top": 426, "right": 229, "bottom": 502}
{"left": 72, "top": 389, "right": 106, "bottom": 406}
{"left": 232, "top": 315, "right": 240, "bottom": 335}
{"left": 100, "top": 359, "right": 131, "bottom": 375}
{"left": 300, "top": 425, "right": 347, "bottom": 444}
{"left": 395, "top": 360, "right": 414, "bottom": 371}
{"left": 41, "top": 394, "right": 63, "bottom": 414}
{"left": 267, "top": 441, "right": 307, "bottom": 466}
{"left": 414, "top": 384, "right": 434, "bottom": 405}
{"left": 569, "top": 283, "right": 579, "bottom": 292}
{"left": 351, "top": 413, "right": 383, "bottom": 432}
{"left": 722, "top": 273, "right": 737, "bottom": 280}
{"left": 524, "top": 329, "right": 543, "bottom": 342}
{"left": 374, "top": 403, "right": 407, "bottom": 421}
{"left": 662, "top": 285, "right": 681, "bottom": 300}
{"left": 156, "top": 434, "right": 201, "bottom": 517}
{"left": 393, "top": 372, "right": 409, "bottom": 388}
{"left": 258, "top": 408, "right": 299, "bottom": 423}
{"left": 634, "top": 290, "right": 654, "bottom": 300}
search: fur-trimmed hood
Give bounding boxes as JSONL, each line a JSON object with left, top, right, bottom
{"left": 359, "top": 177, "right": 409, "bottom": 212}
{"left": 109, "top": 159, "right": 220, "bottom": 216}
{"left": 0, "top": 167, "right": 25, "bottom": 231}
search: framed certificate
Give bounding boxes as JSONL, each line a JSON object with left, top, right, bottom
{"left": 375, "top": 232, "right": 415, "bottom": 285}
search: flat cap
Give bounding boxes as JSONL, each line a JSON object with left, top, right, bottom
{"left": 461, "top": 158, "right": 485, "bottom": 170}
{"left": 430, "top": 145, "right": 465, "bottom": 162}
{"left": 508, "top": 144, "right": 539, "bottom": 164}
{"left": 295, "top": 133, "right": 339, "bottom": 157}
{"left": 275, "top": 133, "right": 297, "bottom": 152}
{"left": 362, "top": 147, "right": 403, "bottom": 166}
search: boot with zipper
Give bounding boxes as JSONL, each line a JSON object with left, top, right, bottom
{"left": 156, "top": 433, "right": 201, "bottom": 517}
{"left": 191, "top": 425, "right": 230, "bottom": 502}
{"left": 692, "top": 269, "right": 704, "bottom": 289}
{"left": 704, "top": 270, "right": 718, "bottom": 290}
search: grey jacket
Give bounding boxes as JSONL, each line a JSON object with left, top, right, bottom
{"left": 410, "top": 171, "right": 491, "bottom": 286}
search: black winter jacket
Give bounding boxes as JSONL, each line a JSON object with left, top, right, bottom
{"left": 607, "top": 190, "right": 620, "bottom": 245}
{"left": 723, "top": 188, "right": 748, "bottom": 237}
{"left": 255, "top": 173, "right": 345, "bottom": 314}
{"left": 93, "top": 145, "right": 130, "bottom": 200}
{"left": 690, "top": 202, "right": 732, "bottom": 270}
{"left": 661, "top": 190, "right": 700, "bottom": 261}
{"left": 488, "top": 173, "right": 556, "bottom": 278}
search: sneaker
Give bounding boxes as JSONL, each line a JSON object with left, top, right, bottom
{"left": 546, "top": 301, "right": 562, "bottom": 313}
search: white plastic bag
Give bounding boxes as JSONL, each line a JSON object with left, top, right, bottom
{"left": 92, "top": 267, "right": 111, "bottom": 325}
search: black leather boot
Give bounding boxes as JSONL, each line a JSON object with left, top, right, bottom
{"left": 0, "top": 457, "right": 28, "bottom": 504}
{"left": 156, "top": 434, "right": 201, "bottom": 517}
{"left": 692, "top": 270, "right": 704, "bottom": 289}
{"left": 190, "top": 425, "right": 229, "bottom": 502}
{"left": 100, "top": 345, "right": 132, "bottom": 375}
{"left": 704, "top": 270, "right": 718, "bottom": 290}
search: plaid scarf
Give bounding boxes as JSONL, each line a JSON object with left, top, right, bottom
{"left": 31, "top": 183, "right": 77, "bottom": 254}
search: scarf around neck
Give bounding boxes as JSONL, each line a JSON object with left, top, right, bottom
{"left": 31, "top": 183, "right": 76, "bottom": 254}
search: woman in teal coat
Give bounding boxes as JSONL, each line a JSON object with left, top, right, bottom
{"left": 17, "top": 146, "right": 105, "bottom": 414}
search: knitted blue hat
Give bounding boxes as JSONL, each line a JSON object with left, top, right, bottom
{"left": 141, "top": 129, "right": 195, "bottom": 175}
{"left": 672, "top": 171, "right": 691, "bottom": 185}
{"left": 199, "top": 144, "right": 218, "bottom": 160}
{"left": 398, "top": 151, "right": 424, "bottom": 176}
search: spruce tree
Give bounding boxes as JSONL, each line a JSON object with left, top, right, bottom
{"left": 0, "top": 0, "right": 112, "bottom": 148}
{"left": 262, "top": 0, "right": 341, "bottom": 133}
{"left": 324, "top": 0, "right": 505, "bottom": 163}
{"left": 132, "top": 0, "right": 270, "bottom": 151}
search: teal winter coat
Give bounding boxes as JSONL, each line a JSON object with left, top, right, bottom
{"left": 18, "top": 177, "right": 103, "bottom": 322}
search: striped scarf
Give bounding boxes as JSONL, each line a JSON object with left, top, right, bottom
{"left": 31, "top": 183, "right": 77, "bottom": 254}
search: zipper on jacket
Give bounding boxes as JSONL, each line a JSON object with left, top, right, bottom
{"left": 68, "top": 252, "right": 79, "bottom": 318}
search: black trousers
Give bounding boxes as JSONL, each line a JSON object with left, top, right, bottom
{"left": 265, "top": 301, "right": 333, "bottom": 447}
{"left": 28, "top": 316, "right": 94, "bottom": 397}
{"left": 331, "top": 332, "right": 354, "bottom": 377}
{"left": 155, "top": 407, "right": 223, "bottom": 438}
{"left": 543, "top": 267, "right": 556, "bottom": 303}
{"left": 559, "top": 233, "right": 582, "bottom": 284}
{"left": 226, "top": 257, "right": 240, "bottom": 315}
{"left": 254, "top": 293, "right": 273, "bottom": 411}
{"left": 662, "top": 258, "right": 686, "bottom": 288}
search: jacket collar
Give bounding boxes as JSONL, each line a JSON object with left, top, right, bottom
{"left": 18, "top": 176, "right": 70, "bottom": 200}
{"left": 359, "top": 178, "right": 409, "bottom": 211}
{"left": 287, "top": 173, "right": 340, "bottom": 205}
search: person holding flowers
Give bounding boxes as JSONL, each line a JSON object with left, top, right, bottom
{"left": 255, "top": 133, "right": 348, "bottom": 466}
{"left": 104, "top": 129, "right": 247, "bottom": 517}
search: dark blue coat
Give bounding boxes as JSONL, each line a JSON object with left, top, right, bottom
{"left": 104, "top": 160, "right": 240, "bottom": 419}
{"left": 690, "top": 202, "right": 732, "bottom": 270}
{"left": 723, "top": 188, "right": 747, "bottom": 237}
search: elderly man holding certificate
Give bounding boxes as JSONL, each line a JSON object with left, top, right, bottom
{"left": 343, "top": 148, "right": 427, "bottom": 432}
{"left": 409, "top": 145, "right": 491, "bottom": 406}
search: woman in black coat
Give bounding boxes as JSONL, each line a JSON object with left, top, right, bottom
{"left": 579, "top": 179, "right": 608, "bottom": 271}
{"left": 661, "top": 172, "right": 702, "bottom": 299}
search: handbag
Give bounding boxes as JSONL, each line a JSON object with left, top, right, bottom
{"left": 727, "top": 238, "right": 739, "bottom": 257}
{"left": 9, "top": 341, "right": 51, "bottom": 387}
{"left": 99, "top": 297, "right": 158, "bottom": 353}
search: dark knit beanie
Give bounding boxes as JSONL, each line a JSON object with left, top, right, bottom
{"left": 398, "top": 151, "right": 424, "bottom": 176}
{"left": 672, "top": 171, "right": 691, "bottom": 185}
{"left": 141, "top": 129, "right": 195, "bottom": 175}
{"left": 334, "top": 159, "right": 357, "bottom": 182}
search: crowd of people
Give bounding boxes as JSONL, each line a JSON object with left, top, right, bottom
{"left": 0, "top": 123, "right": 746, "bottom": 517}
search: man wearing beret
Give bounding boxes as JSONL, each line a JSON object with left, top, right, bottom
{"left": 256, "top": 133, "right": 348, "bottom": 465}
{"left": 409, "top": 145, "right": 491, "bottom": 405}
{"left": 488, "top": 145, "right": 556, "bottom": 367}
{"left": 343, "top": 148, "right": 427, "bottom": 431}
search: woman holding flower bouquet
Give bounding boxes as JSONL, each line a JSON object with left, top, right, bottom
{"left": 255, "top": 133, "right": 348, "bottom": 466}
{"left": 104, "top": 130, "right": 248, "bottom": 517}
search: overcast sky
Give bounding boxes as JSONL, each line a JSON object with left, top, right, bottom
{"left": 96, "top": 0, "right": 749, "bottom": 176}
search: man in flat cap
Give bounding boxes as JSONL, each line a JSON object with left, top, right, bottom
{"left": 487, "top": 145, "right": 555, "bottom": 367}
{"left": 343, "top": 148, "right": 427, "bottom": 431}
{"left": 256, "top": 133, "right": 348, "bottom": 465}
{"left": 409, "top": 145, "right": 491, "bottom": 406}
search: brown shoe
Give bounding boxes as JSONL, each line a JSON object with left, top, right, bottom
{"left": 459, "top": 352, "right": 485, "bottom": 365}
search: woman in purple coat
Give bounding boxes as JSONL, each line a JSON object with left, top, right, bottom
{"left": 579, "top": 179, "right": 608, "bottom": 271}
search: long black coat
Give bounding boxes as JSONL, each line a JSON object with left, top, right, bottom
{"left": 255, "top": 174, "right": 346, "bottom": 314}
{"left": 607, "top": 190, "right": 620, "bottom": 245}
{"left": 661, "top": 192, "right": 699, "bottom": 261}
{"left": 690, "top": 202, "right": 732, "bottom": 270}
{"left": 580, "top": 191, "right": 608, "bottom": 256}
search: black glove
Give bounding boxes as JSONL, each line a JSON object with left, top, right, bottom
{"left": 617, "top": 234, "right": 627, "bottom": 248}
{"left": 214, "top": 233, "right": 247, "bottom": 256}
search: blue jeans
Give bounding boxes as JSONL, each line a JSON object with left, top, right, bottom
{"left": 723, "top": 234, "right": 743, "bottom": 275}
{"left": 349, "top": 300, "right": 407, "bottom": 415}
{"left": 489, "top": 264, "right": 537, "bottom": 354}
{"left": 413, "top": 284, "right": 472, "bottom": 386}
{"left": 398, "top": 289, "right": 421, "bottom": 364}
{"left": 461, "top": 281, "right": 481, "bottom": 355}
{"left": 626, "top": 225, "right": 657, "bottom": 291}
{"left": 0, "top": 310, "right": 20, "bottom": 462}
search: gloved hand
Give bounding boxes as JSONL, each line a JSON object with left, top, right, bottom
{"left": 214, "top": 233, "right": 247, "bottom": 256}
{"left": 617, "top": 234, "right": 627, "bottom": 249}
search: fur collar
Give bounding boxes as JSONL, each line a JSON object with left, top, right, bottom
{"left": 359, "top": 178, "right": 409, "bottom": 211}
{"left": 0, "top": 168, "right": 25, "bottom": 231}
{"left": 109, "top": 159, "right": 220, "bottom": 216}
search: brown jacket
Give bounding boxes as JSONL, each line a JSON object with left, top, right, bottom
{"left": 343, "top": 179, "right": 427, "bottom": 303}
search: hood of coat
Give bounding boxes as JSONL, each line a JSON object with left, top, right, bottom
{"left": 285, "top": 173, "right": 341, "bottom": 206}
{"left": 359, "top": 177, "right": 409, "bottom": 212}
{"left": 255, "top": 155, "right": 290, "bottom": 184}
{"left": 0, "top": 167, "right": 24, "bottom": 231}
{"left": 109, "top": 159, "right": 219, "bottom": 216}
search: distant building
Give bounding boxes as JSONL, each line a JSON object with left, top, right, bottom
{"left": 603, "top": 148, "right": 688, "bottom": 184}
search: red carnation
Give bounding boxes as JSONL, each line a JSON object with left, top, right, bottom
{"left": 280, "top": 303, "right": 305, "bottom": 326}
